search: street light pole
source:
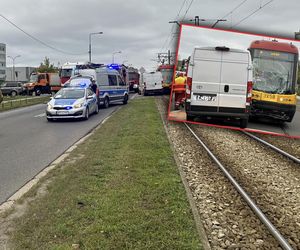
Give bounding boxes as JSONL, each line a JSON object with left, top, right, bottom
{"left": 7, "top": 55, "right": 21, "bottom": 82}
{"left": 112, "top": 51, "right": 122, "bottom": 63}
{"left": 89, "top": 32, "right": 103, "bottom": 63}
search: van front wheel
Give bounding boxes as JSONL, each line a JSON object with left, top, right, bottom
{"left": 240, "top": 118, "right": 248, "bottom": 128}
{"left": 123, "top": 94, "right": 128, "bottom": 105}
{"left": 103, "top": 97, "right": 109, "bottom": 109}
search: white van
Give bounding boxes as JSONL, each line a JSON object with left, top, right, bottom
{"left": 141, "top": 71, "right": 163, "bottom": 95}
{"left": 185, "top": 46, "right": 253, "bottom": 128}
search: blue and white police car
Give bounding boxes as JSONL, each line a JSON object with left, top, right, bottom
{"left": 46, "top": 84, "right": 98, "bottom": 121}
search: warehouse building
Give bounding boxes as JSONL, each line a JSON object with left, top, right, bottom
{"left": 0, "top": 43, "right": 6, "bottom": 82}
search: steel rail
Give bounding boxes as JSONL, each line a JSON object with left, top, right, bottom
{"left": 184, "top": 123, "right": 293, "bottom": 250}
{"left": 243, "top": 131, "right": 300, "bottom": 164}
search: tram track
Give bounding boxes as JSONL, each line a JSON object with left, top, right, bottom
{"left": 185, "top": 123, "right": 295, "bottom": 250}
{"left": 242, "top": 131, "right": 300, "bottom": 164}
{"left": 157, "top": 96, "right": 300, "bottom": 249}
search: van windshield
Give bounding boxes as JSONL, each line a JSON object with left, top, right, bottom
{"left": 69, "top": 78, "right": 91, "bottom": 87}
{"left": 252, "top": 49, "right": 296, "bottom": 94}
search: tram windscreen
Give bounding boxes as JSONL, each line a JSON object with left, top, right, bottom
{"left": 252, "top": 49, "right": 296, "bottom": 94}
{"left": 160, "top": 68, "right": 174, "bottom": 83}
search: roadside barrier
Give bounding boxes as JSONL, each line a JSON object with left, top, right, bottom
{"left": 0, "top": 96, "right": 49, "bottom": 110}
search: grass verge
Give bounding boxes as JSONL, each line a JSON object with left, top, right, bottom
{"left": 10, "top": 98, "right": 202, "bottom": 249}
{"left": 0, "top": 96, "right": 49, "bottom": 112}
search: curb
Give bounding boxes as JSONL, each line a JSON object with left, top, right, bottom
{"left": 155, "top": 98, "right": 211, "bottom": 250}
{"left": 0, "top": 108, "right": 119, "bottom": 214}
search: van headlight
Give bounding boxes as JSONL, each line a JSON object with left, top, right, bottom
{"left": 74, "top": 102, "right": 84, "bottom": 108}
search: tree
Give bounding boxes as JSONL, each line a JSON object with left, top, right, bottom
{"left": 37, "top": 57, "right": 57, "bottom": 73}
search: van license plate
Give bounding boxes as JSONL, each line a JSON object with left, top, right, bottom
{"left": 57, "top": 111, "right": 69, "bottom": 115}
{"left": 195, "top": 94, "right": 217, "bottom": 102}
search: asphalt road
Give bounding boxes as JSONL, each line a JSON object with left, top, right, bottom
{"left": 247, "top": 98, "right": 300, "bottom": 137}
{"left": 0, "top": 102, "right": 120, "bottom": 204}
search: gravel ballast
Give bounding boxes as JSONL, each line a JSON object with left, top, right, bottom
{"left": 157, "top": 97, "right": 284, "bottom": 249}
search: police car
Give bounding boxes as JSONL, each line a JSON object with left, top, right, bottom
{"left": 46, "top": 83, "right": 98, "bottom": 121}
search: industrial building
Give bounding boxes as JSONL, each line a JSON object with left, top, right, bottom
{"left": 6, "top": 67, "right": 36, "bottom": 82}
{"left": 0, "top": 43, "right": 6, "bottom": 82}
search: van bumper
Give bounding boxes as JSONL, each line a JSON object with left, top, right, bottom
{"left": 186, "top": 102, "right": 250, "bottom": 118}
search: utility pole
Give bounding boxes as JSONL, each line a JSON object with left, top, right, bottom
{"left": 295, "top": 30, "right": 300, "bottom": 40}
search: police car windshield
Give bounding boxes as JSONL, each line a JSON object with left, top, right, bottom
{"left": 55, "top": 88, "right": 85, "bottom": 99}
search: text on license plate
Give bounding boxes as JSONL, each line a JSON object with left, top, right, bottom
{"left": 57, "top": 111, "right": 69, "bottom": 115}
{"left": 195, "top": 94, "right": 217, "bottom": 101}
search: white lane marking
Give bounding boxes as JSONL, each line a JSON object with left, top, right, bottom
{"left": 34, "top": 113, "right": 46, "bottom": 118}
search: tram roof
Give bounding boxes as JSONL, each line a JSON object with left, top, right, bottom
{"left": 249, "top": 40, "right": 298, "bottom": 54}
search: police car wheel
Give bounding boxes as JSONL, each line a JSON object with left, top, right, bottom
{"left": 84, "top": 107, "right": 89, "bottom": 120}
{"left": 95, "top": 104, "right": 99, "bottom": 114}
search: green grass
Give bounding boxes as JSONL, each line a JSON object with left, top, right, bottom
{"left": 0, "top": 96, "right": 50, "bottom": 112}
{"left": 11, "top": 98, "right": 202, "bottom": 250}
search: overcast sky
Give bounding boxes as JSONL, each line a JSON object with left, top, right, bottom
{"left": 0, "top": 0, "right": 300, "bottom": 71}
{"left": 178, "top": 25, "right": 300, "bottom": 60}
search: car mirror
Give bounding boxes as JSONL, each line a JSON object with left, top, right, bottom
{"left": 87, "top": 95, "right": 94, "bottom": 99}
{"left": 50, "top": 96, "right": 53, "bottom": 100}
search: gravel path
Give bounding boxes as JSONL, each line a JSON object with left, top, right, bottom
{"left": 156, "top": 97, "right": 281, "bottom": 249}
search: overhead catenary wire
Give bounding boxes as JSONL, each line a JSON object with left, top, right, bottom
{"left": 181, "top": 0, "right": 195, "bottom": 21}
{"left": 231, "top": 0, "right": 275, "bottom": 28}
{"left": 221, "top": 0, "right": 248, "bottom": 19}
{"left": 160, "top": 0, "right": 187, "bottom": 52}
{"left": 0, "top": 13, "right": 86, "bottom": 55}
{"left": 164, "top": 0, "right": 194, "bottom": 52}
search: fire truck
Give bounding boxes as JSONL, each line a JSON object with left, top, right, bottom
{"left": 59, "top": 62, "right": 103, "bottom": 85}
{"left": 127, "top": 67, "right": 140, "bottom": 92}
{"left": 157, "top": 64, "right": 174, "bottom": 93}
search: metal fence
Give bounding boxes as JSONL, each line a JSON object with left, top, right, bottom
{"left": 0, "top": 96, "right": 49, "bottom": 110}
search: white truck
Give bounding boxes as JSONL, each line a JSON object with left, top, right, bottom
{"left": 185, "top": 46, "right": 253, "bottom": 128}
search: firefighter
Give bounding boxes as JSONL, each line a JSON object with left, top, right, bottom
{"left": 173, "top": 73, "right": 186, "bottom": 109}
